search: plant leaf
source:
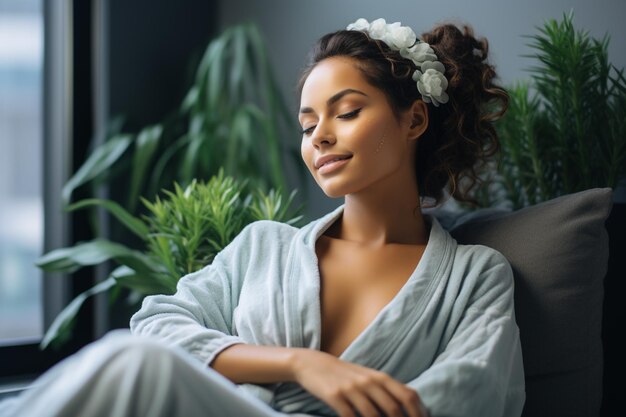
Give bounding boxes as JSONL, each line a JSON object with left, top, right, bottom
{"left": 149, "top": 134, "right": 191, "bottom": 197}
{"left": 40, "top": 277, "right": 116, "bottom": 350}
{"left": 66, "top": 199, "right": 149, "bottom": 239}
{"left": 206, "top": 36, "right": 228, "bottom": 109}
{"left": 181, "top": 86, "right": 199, "bottom": 112}
{"left": 62, "top": 134, "right": 133, "bottom": 206}
{"left": 128, "top": 124, "right": 163, "bottom": 212}
{"left": 180, "top": 134, "right": 205, "bottom": 185}
{"left": 110, "top": 265, "right": 175, "bottom": 295}
{"left": 35, "top": 239, "right": 158, "bottom": 275}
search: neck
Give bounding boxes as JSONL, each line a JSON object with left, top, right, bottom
{"left": 329, "top": 172, "right": 429, "bottom": 247}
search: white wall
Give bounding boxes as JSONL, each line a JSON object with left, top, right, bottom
{"left": 219, "top": 0, "right": 626, "bottom": 217}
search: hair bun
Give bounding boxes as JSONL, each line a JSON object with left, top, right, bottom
{"left": 417, "top": 23, "right": 508, "bottom": 205}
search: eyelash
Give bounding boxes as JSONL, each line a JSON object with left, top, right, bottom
{"left": 301, "top": 108, "right": 363, "bottom": 136}
{"left": 338, "top": 108, "right": 362, "bottom": 119}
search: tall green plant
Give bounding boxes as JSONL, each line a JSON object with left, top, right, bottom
{"left": 37, "top": 171, "right": 303, "bottom": 349}
{"left": 39, "top": 23, "right": 306, "bottom": 348}
{"left": 63, "top": 22, "right": 304, "bottom": 213}
{"left": 481, "top": 12, "right": 626, "bottom": 208}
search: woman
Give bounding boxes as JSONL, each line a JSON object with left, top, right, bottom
{"left": 1, "top": 18, "right": 525, "bottom": 417}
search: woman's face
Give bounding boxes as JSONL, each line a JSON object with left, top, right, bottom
{"left": 299, "top": 56, "right": 417, "bottom": 198}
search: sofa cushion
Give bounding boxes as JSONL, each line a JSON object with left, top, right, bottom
{"left": 446, "top": 188, "right": 612, "bottom": 417}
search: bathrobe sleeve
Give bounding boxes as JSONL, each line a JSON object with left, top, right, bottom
{"left": 407, "top": 248, "right": 525, "bottom": 417}
{"left": 129, "top": 224, "right": 255, "bottom": 367}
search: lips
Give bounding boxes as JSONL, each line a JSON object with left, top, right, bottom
{"left": 315, "top": 154, "right": 353, "bottom": 169}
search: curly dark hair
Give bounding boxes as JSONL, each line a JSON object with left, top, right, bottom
{"left": 297, "top": 23, "right": 508, "bottom": 205}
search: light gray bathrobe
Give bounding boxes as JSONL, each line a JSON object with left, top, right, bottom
{"left": 130, "top": 204, "right": 525, "bottom": 417}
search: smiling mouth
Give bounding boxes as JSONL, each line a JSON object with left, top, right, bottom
{"left": 317, "top": 156, "right": 352, "bottom": 174}
{"left": 319, "top": 156, "right": 351, "bottom": 168}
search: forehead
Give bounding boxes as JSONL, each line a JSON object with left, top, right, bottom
{"left": 300, "top": 57, "right": 374, "bottom": 105}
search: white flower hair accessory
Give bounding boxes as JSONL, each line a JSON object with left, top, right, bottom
{"left": 347, "top": 18, "right": 449, "bottom": 107}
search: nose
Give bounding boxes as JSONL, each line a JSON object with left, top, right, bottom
{"left": 311, "top": 121, "right": 336, "bottom": 149}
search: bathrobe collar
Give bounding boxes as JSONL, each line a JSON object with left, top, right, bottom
{"left": 292, "top": 204, "right": 455, "bottom": 366}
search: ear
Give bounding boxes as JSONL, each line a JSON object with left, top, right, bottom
{"left": 406, "top": 99, "right": 429, "bottom": 141}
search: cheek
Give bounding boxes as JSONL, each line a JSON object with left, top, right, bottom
{"left": 348, "top": 122, "right": 388, "bottom": 155}
{"left": 300, "top": 140, "right": 315, "bottom": 173}
{"left": 354, "top": 112, "right": 386, "bottom": 138}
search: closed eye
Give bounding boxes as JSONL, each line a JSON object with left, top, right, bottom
{"left": 301, "top": 125, "right": 316, "bottom": 136}
{"left": 337, "top": 108, "right": 362, "bottom": 119}
{"left": 301, "top": 108, "right": 361, "bottom": 136}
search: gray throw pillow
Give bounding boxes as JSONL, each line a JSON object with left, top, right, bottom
{"left": 448, "top": 188, "right": 613, "bottom": 417}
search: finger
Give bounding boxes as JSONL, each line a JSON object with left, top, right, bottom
{"left": 383, "top": 382, "right": 423, "bottom": 417}
{"left": 364, "top": 383, "right": 406, "bottom": 417}
{"left": 344, "top": 389, "right": 383, "bottom": 417}
{"left": 325, "top": 393, "right": 358, "bottom": 417}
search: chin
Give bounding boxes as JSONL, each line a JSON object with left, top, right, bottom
{"left": 314, "top": 179, "right": 345, "bottom": 198}
{"left": 321, "top": 188, "right": 347, "bottom": 198}
{"left": 313, "top": 168, "right": 369, "bottom": 198}
{"left": 316, "top": 179, "right": 360, "bottom": 198}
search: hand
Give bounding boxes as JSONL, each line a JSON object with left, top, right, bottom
{"left": 289, "top": 348, "right": 427, "bottom": 417}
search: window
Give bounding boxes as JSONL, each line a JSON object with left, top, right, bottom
{"left": 0, "top": 0, "right": 44, "bottom": 344}
{"left": 0, "top": 0, "right": 219, "bottom": 380}
{"left": 1, "top": 0, "right": 92, "bottom": 380}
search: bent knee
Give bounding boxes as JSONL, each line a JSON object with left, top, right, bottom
{"left": 80, "top": 330, "right": 180, "bottom": 372}
{"left": 107, "top": 332, "right": 177, "bottom": 363}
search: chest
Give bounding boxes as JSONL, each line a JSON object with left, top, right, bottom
{"left": 316, "top": 237, "right": 425, "bottom": 357}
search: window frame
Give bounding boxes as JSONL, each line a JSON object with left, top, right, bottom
{"left": 0, "top": 0, "right": 97, "bottom": 379}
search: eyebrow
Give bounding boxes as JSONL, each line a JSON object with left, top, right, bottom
{"left": 299, "top": 88, "right": 368, "bottom": 114}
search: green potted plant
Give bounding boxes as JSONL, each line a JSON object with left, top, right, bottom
{"left": 38, "top": 22, "right": 307, "bottom": 349}
{"left": 477, "top": 12, "right": 626, "bottom": 209}
{"left": 37, "top": 170, "right": 303, "bottom": 349}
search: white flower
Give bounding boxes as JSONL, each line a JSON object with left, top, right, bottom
{"left": 346, "top": 17, "right": 449, "bottom": 107}
{"left": 377, "top": 21, "right": 396, "bottom": 45}
{"left": 386, "top": 23, "right": 416, "bottom": 49}
{"left": 368, "top": 18, "right": 388, "bottom": 40}
{"left": 420, "top": 60, "right": 445, "bottom": 73}
{"left": 400, "top": 42, "right": 437, "bottom": 65}
{"left": 414, "top": 68, "right": 449, "bottom": 107}
{"left": 347, "top": 18, "right": 369, "bottom": 31}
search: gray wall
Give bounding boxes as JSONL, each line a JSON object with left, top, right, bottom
{"left": 219, "top": 0, "right": 626, "bottom": 218}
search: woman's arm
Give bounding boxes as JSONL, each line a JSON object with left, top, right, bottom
{"left": 130, "top": 225, "right": 259, "bottom": 366}
{"left": 210, "top": 343, "right": 298, "bottom": 383}
{"left": 213, "top": 344, "right": 428, "bottom": 417}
